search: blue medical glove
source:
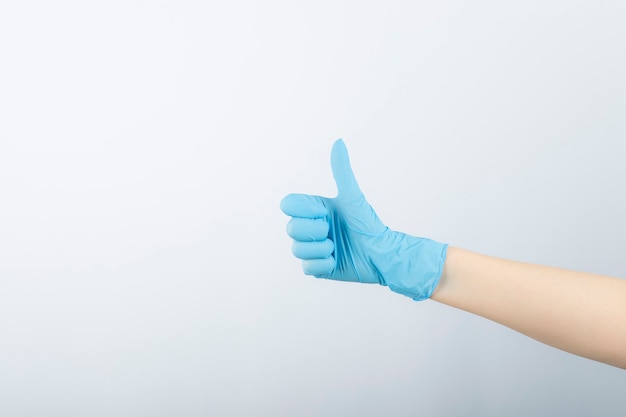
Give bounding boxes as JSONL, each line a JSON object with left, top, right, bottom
{"left": 280, "top": 139, "right": 448, "bottom": 301}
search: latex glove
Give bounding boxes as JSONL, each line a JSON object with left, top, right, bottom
{"left": 280, "top": 139, "right": 448, "bottom": 301}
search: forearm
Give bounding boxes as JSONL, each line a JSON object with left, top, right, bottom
{"left": 431, "top": 247, "right": 626, "bottom": 369}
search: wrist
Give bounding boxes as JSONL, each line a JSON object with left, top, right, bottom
{"left": 430, "top": 246, "right": 456, "bottom": 303}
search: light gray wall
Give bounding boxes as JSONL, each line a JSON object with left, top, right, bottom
{"left": 1, "top": 1, "right": 625, "bottom": 416}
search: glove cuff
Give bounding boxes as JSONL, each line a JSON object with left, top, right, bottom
{"left": 385, "top": 237, "right": 449, "bottom": 301}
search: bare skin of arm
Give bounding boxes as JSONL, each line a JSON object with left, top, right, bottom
{"left": 431, "top": 247, "right": 626, "bottom": 369}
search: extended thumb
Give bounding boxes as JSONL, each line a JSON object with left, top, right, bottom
{"left": 330, "top": 139, "right": 362, "bottom": 198}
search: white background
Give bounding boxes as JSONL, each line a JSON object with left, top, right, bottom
{"left": 1, "top": 1, "right": 625, "bottom": 416}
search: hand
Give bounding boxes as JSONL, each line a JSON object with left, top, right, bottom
{"left": 280, "top": 139, "right": 448, "bottom": 300}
